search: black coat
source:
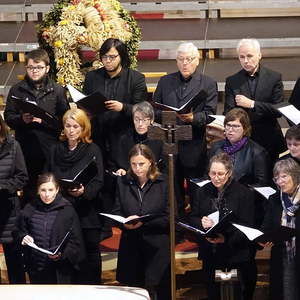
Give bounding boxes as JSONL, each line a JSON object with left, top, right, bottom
{"left": 14, "top": 194, "right": 85, "bottom": 283}
{"left": 83, "top": 67, "right": 147, "bottom": 155}
{"left": 45, "top": 142, "right": 103, "bottom": 228}
{"left": 153, "top": 70, "right": 218, "bottom": 169}
{"left": 112, "top": 174, "right": 170, "bottom": 287}
{"left": 0, "top": 136, "right": 28, "bottom": 243}
{"left": 209, "top": 138, "right": 271, "bottom": 186}
{"left": 261, "top": 191, "right": 300, "bottom": 300}
{"left": 190, "top": 180, "right": 255, "bottom": 267}
{"left": 225, "top": 66, "right": 286, "bottom": 162}
{"left": 108, "top": 129, "right": 165, "bottom": 173}
{"left": 4, "top": 77, "right": 69, "bottom": 167}
{"left": 289, "top": 77, "right": 300, "bottom": 110}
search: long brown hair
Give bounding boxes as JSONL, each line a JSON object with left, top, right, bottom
{"left": 0, "top": 114, "right": 9, "bottom": 143}
{"left": 127, "top": 144, "right": 160, "bottom": 181}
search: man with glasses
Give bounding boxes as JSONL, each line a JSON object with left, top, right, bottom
{"left": 224, "top": 38, "right": 286, "bottom": 165}
{"left": 153, "top": 42, "right": 218, "bottom": 214}
{"left": 83, "top": 38, "right": 147, "bottom": 155}
{"left": 4, "top": 48, "right": 69, "bottom": 202}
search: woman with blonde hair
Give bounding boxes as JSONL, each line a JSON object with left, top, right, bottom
{"left": 45, "top": 108, "right": 103, "bottom": 284}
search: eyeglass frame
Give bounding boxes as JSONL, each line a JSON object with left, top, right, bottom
{"left": 208, "top": 170, "right": 230, "bottom": 179}
{"left": 101, "top": 54, "right": 120, "bottom": 61}
{"left": 133, "top": 117, "right": 152, "bottom": 124}
{"left": 26, "top": 65, "right": 47, "bottom": 72}
{"left": 273, "top": 173, "right": 291, "bottom": 184}
{"left": 225, "top": 123, "right": 243, "bottom": 130}
{"left": 176, "top": 56, "right": 197, "bottom": 64}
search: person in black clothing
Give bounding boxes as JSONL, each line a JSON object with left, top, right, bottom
{"left": 0, "top": 115, "right": 28, "bottom": 283}
{"left": 260, "top": 159, "right": 300, "bottom": 300}
{"left": 45, "top": 108, "right": 103, "bottom": 284}
{"left": 15, "top": 173, "right": 85, "bottom": 284}
{"left": 109, "top": 101, "right": 164, "bottom": 176}
{"left": 280, "top": 125, "right": 300, "bottom": 165}
{"left": 289, "top": 77, "right": 300, "bottom": 110}
{"left": 112, "top": 144, "right": 170, "bottom": 300}
{"left": 4, "top": 49, "right": 69, "bottom": 202}
{"left": 83, "top": 38, "right": 147, "bottom": 156}
{"left": 190, "top": 153, "right": 256, "bottom": 300}
{"left": 153, "top": 42, "right": 218, "bottom": 214}
{"left": 224, "top": 38, "right": 286, "bottom": 164}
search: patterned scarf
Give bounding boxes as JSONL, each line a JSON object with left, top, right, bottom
{"left": 223, "top": 137, "right": 248, "bottom": 156}
{"left": 280, "top": 185, "right": 300, "bottom": 262}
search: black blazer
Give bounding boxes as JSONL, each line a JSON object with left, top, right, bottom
{"left": 153, "top": 70, "right": 218, "bottom": 168}
{"left": 289, "top": 76, "right": 300, "bottom": 110}
{"left": 225, "top": 66, "right": 286, "bottom": 162}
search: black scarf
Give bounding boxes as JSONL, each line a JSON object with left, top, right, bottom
{"left": 54, "top": 141, "right": 90, "bottom": 171}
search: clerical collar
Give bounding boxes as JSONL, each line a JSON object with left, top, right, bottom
{"left": 245, "top": 66, "right": 260, "bottom": 78}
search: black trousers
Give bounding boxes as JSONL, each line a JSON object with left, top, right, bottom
{"left": 75, "top": 228, "right": 102, "bottom": 284}
{"left": 2, "top": 242, "right": 26, "bottom": 283}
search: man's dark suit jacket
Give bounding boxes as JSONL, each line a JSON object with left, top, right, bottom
{"left": 153, "top": 70, "right": 218, "bottom": 170}
{"left": 225, "top": 66, "right": 286, "bottom": 163}
{"left": 289, "top": 76, "right": 300, "bottom": 110}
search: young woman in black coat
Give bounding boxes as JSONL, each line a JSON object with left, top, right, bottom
{"left": 15, "top": 173, "right": 85, "bottom": 284}
{"left": 45, "top": 108, "right": 103, "bottom": 284}
{"left": 261, "top": 158, "right": 300, "bottom": 300}
{"left": 112, "top": 144, "right": 170, "bottom": 300}
{"left": 0, "top": 115, "right": 28, "bottom": 283}
{"left": 190, "top": 152, "right": 256, "bottom": 300}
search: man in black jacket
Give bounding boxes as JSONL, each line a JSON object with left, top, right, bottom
{"left": 4, "top": 49, "right": 69, "bottom": 201}
{"left": 83, "top": 38, "right": 147, "bottom": 156}
{"left": 153, "top": 42, "right": 218, "bottom": 213}
{"left": 224, "top": 38, "right": 286, "bottom": 164}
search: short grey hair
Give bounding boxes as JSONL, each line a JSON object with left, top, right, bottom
{"left": 132, "top": 101, "right": 154, "bottom": 121}
{"left": 236, "top": 38, "right": 261, "bottom": 54}
{"left": 273, "top": 158, "right": 300, "bottom": 185}
{"left": 176, "top": 42, "right": 199, "bottom": 58}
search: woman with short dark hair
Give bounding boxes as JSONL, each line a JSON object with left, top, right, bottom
{"left": 261, "top": 158, "right": 300, "bottom": 300}
{"left": 209, "top": 108, "right": 270, "bottom": 187}
{"left": 190, "top": 152, "right": 257, "bottom": 300}
{"left": 113, "top": 144, "right": 170, "bottom": 300}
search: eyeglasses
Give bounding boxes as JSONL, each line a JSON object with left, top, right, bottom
{"left": 225, "top": 123, "right": 242, "bottom": 130}
{"left": 209, "top": 171, "right": 229, "bottom": 179}
{"left": 134, "top": 117, "right": 151, "bottom": 124}
{"left": 176, "top": 57, "right": 196, "bottom": 64}
{"left": 273, "top": 174, "right": 290, "bottom": 184}
{"left": 101, "top": 54, "right": 119, "bottom": 61}
{"left": 26, "top": 66, "right": 46, "bottom": 72}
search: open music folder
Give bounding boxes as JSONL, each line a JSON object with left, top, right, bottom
{"left": 100, "top": 213, "right": 153, "bottom": 225}
{"left": 67, "top": 84, "right": 108, "bottom": 116}
{"left": 59, "top": 156, "right": 98, "bottom": 190}
{"left": 152, "top": 90, "right": 207, "bottom": 114}
{"left": 177, "top": 210, "right": 233, "bottom": 238}
{"left": 232, "top": 223, "right": 296, "bottom": 243}
{"left": 26, "top": 230, "right": 71, "bottom": 255}
{"left": 11, "top": 96, "right": 60, "bottom": 129}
